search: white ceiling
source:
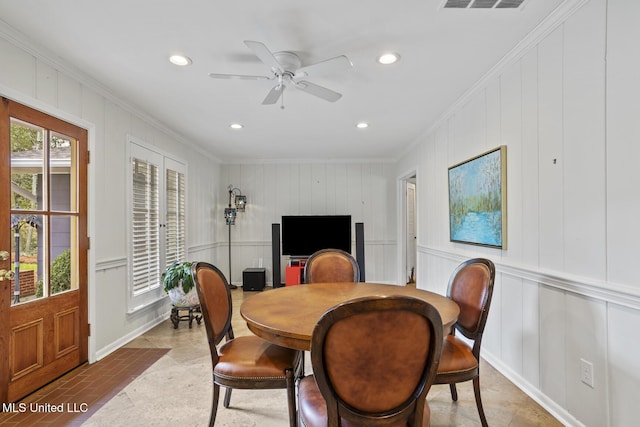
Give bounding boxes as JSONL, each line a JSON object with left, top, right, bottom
{"left": 0, "top": 0, "right": 565, "bottom": 162}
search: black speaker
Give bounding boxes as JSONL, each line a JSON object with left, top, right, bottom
{"left": 243, "top": 268, "right": 266, "bottom": 291}
{"left": 272, "top": 223, "right": 282, "bottom": 288}
{"left": 355, "top": 222, "right": 365, "bottom": 282}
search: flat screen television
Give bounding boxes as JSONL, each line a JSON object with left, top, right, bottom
{"left": 281, "top": 215, "right": 351, "bottom": 257}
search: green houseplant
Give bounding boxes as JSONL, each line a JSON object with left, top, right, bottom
{"left": 162, "top": 261, "right": 198, "bottom": 307}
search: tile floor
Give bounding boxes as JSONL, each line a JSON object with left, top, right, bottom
{"left": 1, "top": 287, "right": 564, "bottom": 426}
{"left": 0, "top": 348, "right": 169, "bottom": 426}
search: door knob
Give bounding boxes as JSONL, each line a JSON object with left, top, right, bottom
{"left": 0, "top": 269, "right": 15, "bottom": 281}
{"left": 0, "top": 250, "right": 9, "bottom": 261}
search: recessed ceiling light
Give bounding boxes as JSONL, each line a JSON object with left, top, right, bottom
{"left": 356, "top": 122, "right": 369, "bottom": 129}
{"left": 230, "top": 123, "right": 243, "bottom": 129}
{"left": 377, "top": 52, "right": 400, "bottom": 65}
{"left": 169, "top": 54, "right": 192, "bottom": 66}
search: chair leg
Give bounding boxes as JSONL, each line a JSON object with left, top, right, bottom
{"left": 284, "top": 369, "right": 298, "bottom": 427}
{"left": 210, "top": 383, "right": 220, "bottom": 427}
{"left": 223, "top": 387, "right": 232, "bottom": 408}
{"left": 449, "top": 383, "right": 458, "bottom": 401}
{"left": 473, "top": 376, "right": 488, "bottom": 427}
{"left": 299, "top": 352, "right": 305, "bottom": 378}
{"left": 285, "top": 368, "right": 297, "bottom": 427}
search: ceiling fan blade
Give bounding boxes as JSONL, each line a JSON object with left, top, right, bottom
{"left": 244, "top": 40, "right": 284, "bottom": 74}
{"left": 295, "top": 55, "right": 353, "bottom": 78}
{"left": 208, "top": 72, "right": 272, "bottom": 80}
{"left": 262, "top": 85, "right": 285, "bottom": 105}
{"left": 295, "top": 81, "right": 342, "bottom": 102}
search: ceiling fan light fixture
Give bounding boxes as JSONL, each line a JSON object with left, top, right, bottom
{"left": 377, "top": 52, "right": 400, "bottom": 65}
{"left": 169, "top": 54, "right": 192, "bottom": 66}
{"left": 209, "top": 40, "right": 350, "bottom": 106}
{"left": 230, "top": 123, "right": 243, "bottom": 129}
{"left": 356, "top": 122, "right": 369, "bottom": 129}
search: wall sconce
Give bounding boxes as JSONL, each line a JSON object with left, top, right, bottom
{"left": 227, "top": 186, "right": 247, "bottom": 218}
{"left": 234, "top": 194, "right": 247, "bottom": 212}
{"left": 224, "top": 207, "right": 237, "bottom": 225}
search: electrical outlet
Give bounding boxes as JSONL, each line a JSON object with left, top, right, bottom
{"left": 580, "top": 358, "right": 594, "bottom": 388}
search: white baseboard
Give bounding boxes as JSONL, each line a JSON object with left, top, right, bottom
{"left": 94, "top": 312, "right": 170, "bottom": 362}
{"left": 482, "top": 350, "right": 584, "bottom": 427}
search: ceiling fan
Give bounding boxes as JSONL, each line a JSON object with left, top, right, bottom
{"left": 209, "top": 40, "right": 352, "bottom": 106}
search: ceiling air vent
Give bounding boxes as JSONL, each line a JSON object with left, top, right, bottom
{"left": 443, "top": 0, "right": 526, "bottom": 8}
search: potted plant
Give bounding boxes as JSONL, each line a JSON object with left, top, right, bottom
{"left": 163, "top": 261, "right": 199, "bottom": 307}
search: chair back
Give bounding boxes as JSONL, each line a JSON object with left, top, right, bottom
{"left": 447, "top": 258, "right": 495, "bottom": 351}
{"left": 192, "top": 262, "right": 234, "bottom": 362}
{"left": 304, "top": 248, "right": 360, "bottom": 283}
{"left": 310, "top": 296, "right": 443, "bottom": 426}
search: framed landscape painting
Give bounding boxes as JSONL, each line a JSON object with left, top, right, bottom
{"left": 448, "top": 146, "right": 507, "bottom": 249}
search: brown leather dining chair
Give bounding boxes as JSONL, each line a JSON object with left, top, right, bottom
{"left": 303, "top": 248, "right": 360, "bottom": 283}
{"left": 192, "top": 262, "right": 303, "bottom": 427}
{"left": 434, "top": 258, "right": 495, "bottom": 427}
{"left": 297, "top": 295, "right": 443, "bottom": 427}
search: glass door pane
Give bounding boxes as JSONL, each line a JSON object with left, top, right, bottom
{"left": 10, "top": 118, "right": 46, "bottom": 305}
{"left": 50, "top": 215, "right": 77, "bottom": 296}
{"left": 50, "top": 131, "right": 77, "bottom": 212}
{"left": 10, "top": 118, "right": 44, "bottom": 211}
{"left": 9, "top": 214, "right": 44, "bottom": 304}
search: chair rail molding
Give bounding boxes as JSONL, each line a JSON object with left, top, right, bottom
{"left": 95, "top": 257, "right": 128, "bottom": 272}
{"left": 421, "top": 246, "right": 640, "bottom": 310}
{"left": 188, "top": 242, "right": 217, "bottom": 254}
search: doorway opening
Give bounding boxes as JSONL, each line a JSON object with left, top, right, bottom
{"left": 398, "top": 173, "right": 417, "bottom": 287}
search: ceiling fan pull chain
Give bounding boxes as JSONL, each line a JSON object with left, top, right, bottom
{"left": 281, "top": 89, "right": 285, "bottom": 110}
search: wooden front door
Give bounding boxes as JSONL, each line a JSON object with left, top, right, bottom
{"left": 0, "top": 98, "right": 88, "bottom": 403}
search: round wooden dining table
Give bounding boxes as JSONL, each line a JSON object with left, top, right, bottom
{"left": 240, "top": 282, "right": 460, "bottom": 351}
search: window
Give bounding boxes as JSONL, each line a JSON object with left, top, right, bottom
{"left": 127, "top": 138, "right": 186, "bottom": 312}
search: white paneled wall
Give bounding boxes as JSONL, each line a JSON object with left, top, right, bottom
{"left": 563, "top": 0, "right": 607, "bottom": 279}
{"left": 606, "top": 0, "right": 640, "bottom": 286}
{"left": 499, "top": 61, "right": 522, "bottom": 260}
{"left": 540, "top": 285, "right": 567, "bottom": 407}
{"left": 500, "top": 274, "right": 523, "bottom": 374}
{"left": 521, "top": 279, "right": 540, "bottom": 388}
{"left": 608, "top": 304, "right": 640, "bottom": 427}
{"left": 520, "top": 48, "right": 541, "bottom": 266}
{"left": 564, "top": 293, "right": 607, "bottom": 426}
{"left": 538, "top": 27, "right": 565, "bottom": 272}
{"left": 217, "top": 162, "right": 397, "bottom": 286}
{"left": 398, "top": 0, "right": 640, "bottom": 426}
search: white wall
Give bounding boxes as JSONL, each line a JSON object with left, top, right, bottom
{"left": 217, "top": 162, "right": 397, "bottom": 285}
{"left": 0, "top": 25, "right": 221, "bottom": 360}
{"left": 396, "top": 0, "right": 640, "bottom": 425}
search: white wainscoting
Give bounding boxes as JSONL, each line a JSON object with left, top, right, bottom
{"left": 419, "top": 247, "right": 640, "bottom": 427}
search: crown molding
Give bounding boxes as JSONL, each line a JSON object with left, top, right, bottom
{"left": 399, "top": 0, "right": 591, "bottom": 161}
{"left": 0, "top": 20, "right": 220, "bottom": 163}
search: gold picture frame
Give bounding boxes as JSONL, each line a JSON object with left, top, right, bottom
{"left": 448, "top": 146, "right": 507, "bottom": 249}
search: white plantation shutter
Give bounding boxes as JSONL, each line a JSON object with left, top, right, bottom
{"left": 131, "top": 158, "right": 160, "bottom": 294}
{"left": 128, "top": 140, "right": 187, "bottom": 312}
{"left": 164, "top": 163, "right": 186, "bottom": 269}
